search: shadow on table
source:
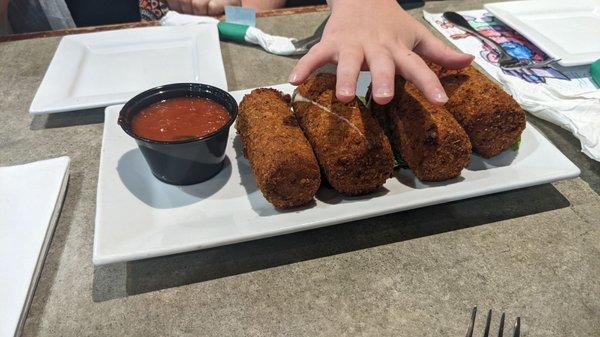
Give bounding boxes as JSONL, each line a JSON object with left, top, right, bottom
{"left": 92, "top": 182, "right": 569, "bottom": 302}
{"left": 23, "top": 173, "right": 83, "bottom": 335}
{"left": 29, "top": 107, "right": 105, "bottom": 130}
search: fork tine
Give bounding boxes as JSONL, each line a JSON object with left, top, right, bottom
{"left": 466, "top": 307, "right": 477, "bottom": 337}
{"left": 524, "top": 58, "right": 562, "bottom": 69}
{"left": 483, "top": 309, "right": 492, "bottom": 337}
{"left": 513, "top": 317, "right": 521, "bottom": 337}
{"left": 498, "top": 313, "right": 505, "bottom": 337}
{"left": 502, "top": 57, "right": 561, "bottom": 70}
{"left": 542, "top": 58, "right": 560, "bottom": 65}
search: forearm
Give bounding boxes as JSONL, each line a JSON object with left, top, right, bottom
{"left": 327, "top": 0, "right": 399, "bottom": 11}
{"left": 241, "top": 0, "right": 286, "bottom": 10}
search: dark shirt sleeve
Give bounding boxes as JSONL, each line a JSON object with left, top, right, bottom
{"left": 8, "top": 0, "right": 53, "bottom": 33}
{"left": 65, "top": 0, "right": 140, "bottom": 27}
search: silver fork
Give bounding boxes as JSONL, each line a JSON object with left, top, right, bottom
{"left": 442, "top": 11, "right": 560, "bottom": 70}
{"left": 291, "top": 15, "right": 329, "bottom": 54}
{"left": 465, "top": 307, "right": 521, "bottom": 337}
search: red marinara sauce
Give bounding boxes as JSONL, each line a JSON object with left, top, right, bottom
{"left": 132, "top": 97, "right": 230, "bottom": 142}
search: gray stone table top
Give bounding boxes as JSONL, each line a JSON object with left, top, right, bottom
{"left": 1, "top": 1, "right": 599, "bottom": 336}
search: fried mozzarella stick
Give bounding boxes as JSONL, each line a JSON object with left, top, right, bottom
{"left": 292, "top": 73, "right": 394, "bottom": 196}
{"left": 371, "top": 78, "right": 472, "bottom": 181}
{"left": 237, "top": 88, "right": 321, "bottom": 209}
{"left": 437, "top": 66, "right": 526, "bottom": 158}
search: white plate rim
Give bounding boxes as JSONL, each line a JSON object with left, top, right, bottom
{"left": 93, "top": 82, "right": 580, "bottom": 265}
{"left": 94, "top": 153, "right": 578, "bottom": 265}
{"left": 29, "top": 25, "right": 227, "bottom": 115}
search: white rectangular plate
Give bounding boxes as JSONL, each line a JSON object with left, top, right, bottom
{"left": 30, "top": 25, "right": 227, "bottom": 115}
{"left": 0, "top": 157, "right": 70, "bottom": 337}
{"left": 485, "top": 0, "right": 600, "bottom": 66}
{"left": 94, "top": 77, "right": 580, "bottom": 265}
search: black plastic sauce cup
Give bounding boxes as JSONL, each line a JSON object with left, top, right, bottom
{"left": 118, "top": 83, "right": 238, "bottom": 185}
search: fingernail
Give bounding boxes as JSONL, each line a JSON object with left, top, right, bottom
{"left": 374, "top": 84, "right": 393, "bottom": 98}
{"left": 433, "top": 87, "right": 449, "bottom": 103}
{"left": 338, "top": 86, "right": 354, "bottom": 97}
{"left": 288, "top": 72, "right": 298, "bottom": 84}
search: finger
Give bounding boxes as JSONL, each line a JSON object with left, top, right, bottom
{"left": 364, "top": 46, "right": 395, "bottom": 105}
{"left": 414, "top": 28, "right": 474, "bottom": 69}
{"left": 289, "top": 42, "right": 333, "bottom": 85}
{"left": 167, "top": 0, "right": 182, "bottom": 12}
{"left": 392, "top": 49, "right": 448, "bottom": 105}
{"left": 191, "top": 0, "right": 209, "bottom": 15}
{"left": 335, "top": 48, "right": 364, "bottom": 103}
{"left": 207, "top": 1, "right": 225, "bottom": 15}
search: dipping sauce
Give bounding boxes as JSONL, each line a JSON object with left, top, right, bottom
{"left": 132, "top": 97, "right": 230, "bottom": 142}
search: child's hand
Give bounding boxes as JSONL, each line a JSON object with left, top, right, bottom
{"left": 289, "top": 0, "right": 474, "bottom": 105}
{"left": 166, "top": 0, "right": 240, "bottom": 16}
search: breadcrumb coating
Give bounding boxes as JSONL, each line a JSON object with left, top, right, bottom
{"left": 292, "top": 73, "right": 394, "bottom": 196}
{"left": 237, "top": 88, "right": 321, "bottom": 209}
{"left": 371, "top": 78, "right": 472, "bottom": 181}
{"left": 437, "top": 66, "right": 526, "bottom": 158}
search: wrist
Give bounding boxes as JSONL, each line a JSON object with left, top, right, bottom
{"left": 328, "top": 0, "right": 398, "bottom": 11}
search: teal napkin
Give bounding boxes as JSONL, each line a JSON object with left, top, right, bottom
{"left": 591, "top": 59, "right": 600, "bottom": 87}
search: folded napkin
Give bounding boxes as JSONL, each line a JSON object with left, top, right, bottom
{"left": 498, "top": 73, "right": 600, "bottom": 161}
{"left": 0, "top": 157, "right": 70, "bottom": 337}
{"left": 160, "top": 11, "right": 301, "bottom": 56}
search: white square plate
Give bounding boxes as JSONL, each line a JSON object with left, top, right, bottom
{"left": 29, "top": 25, "right": 227, "bottom": 115}
{"left": 0, "top": 157, "right": 70, "bottom": 337}
{"left": 485, "top": 0, "right": 600, "bottom": 66}
{"left": 93, "top": 76, "right": 580, "bottom": 265}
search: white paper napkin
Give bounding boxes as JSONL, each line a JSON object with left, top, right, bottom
{"left": 160, "top": 10, "right": 219, "bottom": 25}
{"left": 498, "top": 73, "right": 600, "bottom": 160}
{"left": 160, "top": 11, "right": 301, "bottom": 55}
{"left": 0, "top": 157, "right": 70, "bottom": 337}
{"left": 244, "top": 26, "right": 299, "bottom": 55}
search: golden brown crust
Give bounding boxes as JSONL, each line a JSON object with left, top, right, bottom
{"left": 371, "top": 78, "right": 472, "bottom": 181}
{"left": 437, "top": 66, "right": 526, "bottom": 158}
{"left": 236, "top": 88, "right": 321, "bottom": 209}
{"left": 425, "top": 61, "right": 444, "bottom": 76}
{"left": 292, "top": 73, "right": 394, "bottom": 196}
